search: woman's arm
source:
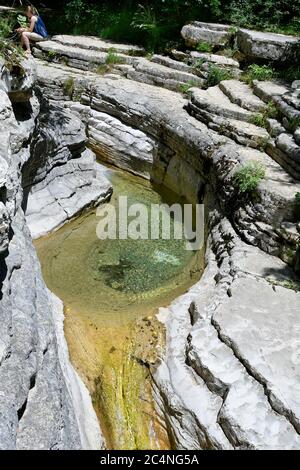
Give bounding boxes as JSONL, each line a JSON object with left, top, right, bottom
{"left": 17, "top": 16, "right": 37, "bottom": 33}
{"left": 27, "top": 16, "right": 37, "bottom": 33}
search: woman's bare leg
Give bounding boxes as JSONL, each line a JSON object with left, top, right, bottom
{"left": 21, "top": 32, "right": 31, "bottom": 53}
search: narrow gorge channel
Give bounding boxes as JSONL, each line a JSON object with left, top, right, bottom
{"left": 34, "top": 164, "right": 203, "bottom": 450}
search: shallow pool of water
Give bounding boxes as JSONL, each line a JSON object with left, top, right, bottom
{"left": 35, "top": 166, "right": 203, "bottom": 449}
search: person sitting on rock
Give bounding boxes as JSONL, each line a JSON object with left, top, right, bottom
{"left": 16, "top": 5, "right": 48, "bottom": 56}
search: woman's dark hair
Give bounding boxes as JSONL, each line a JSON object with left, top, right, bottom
{"left": 25, "top": 5, "right": 38, "bottom": 15}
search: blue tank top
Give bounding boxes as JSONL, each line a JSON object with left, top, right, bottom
{"left": 34, "top": 16, "right": 48, "bottom": 38}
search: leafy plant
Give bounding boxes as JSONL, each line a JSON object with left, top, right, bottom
{"left": 97, "top": 64, "right": 110, "bottom": 75}
{"left": 0, "top": 17, "right": 13, "bottom": 39}
{"left": 243, "top": 64, "right": 275, "bottom": 84}
{"left": 287, "top": 116, "right": 300, "bottom": 133}
{"left": 0, "top": 39, "right": 25, "bottom": 73}
{"left": 196, "top": 41, "right": 212, "bottom": 53}
{"left": 249, "top": 101, "right": 278, "bottom": 128}
{"left": 63, "top": 77, "right": 75, "bottom": 97}
{"left": 105, "top": 49, "right": 125, "bottom": 65}
{"left": 206, "top": 64, "right": 233, "bottom": 87}
{"left": 48, "top": 50, "right": 58, "bottom": 59}
{"left": 17, "top": 15, "right": 27, "bottom": 28}
{"left": 280, "top": 66, "right": 300, "bottom": 83}
{"left": 65, "top": 0, "right": 86, "bottom": 26}
{"left": 295, "top": 192, "right": 300, "bottom": 203}
{"left": 234, "top": 161, "right": 266, "bottom": 193}
{"left": 193, "top": 58, "right": 206, "bottom": 69}
{"left": 131, "top": 4, "right": 163, "bottom": 51}
{"left": 179, "top": 80, "right": 200, "bottom": 94}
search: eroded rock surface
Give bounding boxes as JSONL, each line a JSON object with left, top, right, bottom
{"left": 0, "top": 59, "right": 104, "bottom": 449}
{"left": 1, "top": 25, "right": 300, "bottom": 450}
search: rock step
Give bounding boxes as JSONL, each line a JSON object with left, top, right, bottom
{"left": 189, "top": 107, "right": 270, "bottom": 149}
{"left": 253, "top": 80, "right": 289, "bottom": 104}
{"left": 151, "top": 54, "right": 201, "bottom": 75}
{"left": 33, "top": 42, "right": 204, "bottom": 93}
{"left": 127, "top": 58, "right": 204, "bottom": 91}
{"left": 219, "top": 79, "right": 266, "bottom": 112}
{"left": 189, "top": 85, "right": 254, "bottom": 122}
{"left": 189, "top": 51, "right": 239, "bottom": 68}
{"left": 237, "top": 28, "right": 300, "bottom": 63}
{"left": 36, "top": 59, "right": 300, "bottom": 196}
{"left": 266, "top": 133, "right": 300, "bottom": 180}
{"left": 33, "top": 40, "right": 135, "bottom": 70}
{"left": 282, "top": 82, "right": 300, "bottom": 111}
{"left": 52, "top": 34, "right": 145, "bottom": 56}
{"left": 181, "top": 22, "right": 233, "bottom": 48}
{"left": 188, "top": 320, "right": 300, "bottom": 449}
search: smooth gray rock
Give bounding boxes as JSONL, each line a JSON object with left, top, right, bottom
{"left": 219, "top": 79, "right": 266, "bottom": 112}
{"left": 237, "top": 29, "right": 300, "bottom": 62}
{"left": 0, "top": 61, "right": 104, "bottom": 449}
{"left": 154, "top": 220, "right": 300, "bottom": 449}
{"left": 52, "top": 35, "right": 145, "bottom": 55}
{"left": 181, "top": 22, "right": 232, "bottom": 48}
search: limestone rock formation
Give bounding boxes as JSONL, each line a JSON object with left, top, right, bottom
{"left": 0, "top": 59, "right": 104, "bottom": 449}
{"left": 181, "top": 22, "right": 233, "bottom": 48}
{"left": 1, "top": 23, "right": 300, "bottom": 450}
{"left": 237, "top": 29, "right": 300, "bottom": 63}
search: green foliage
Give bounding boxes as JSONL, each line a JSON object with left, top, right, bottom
{"left": 249, "top": 101, "right": 278, "bottom": 129}
{"left": 278, "top": 66, "right": 300, "bottom": 83}
{"left": 55, "top": 0, "right": 300, "bottom": 51}
{"left": 131, "top": 4, "right": 162, "bottom": 51}
{"left": 63, "top": 77, "right": 75, "bottom": 97}
{"left": 48, "top": 50, "right": 58, "bottom": 59}
{"left": 179, "top": 80, "right": 199, "bottom": 95}
{"left": 105, "top": 49, "right": 125, "bottom": 65}
{"left": 206, "top": 65, "right": 233, "bottom": 87}
{"left": 194, "top": 58, "right": 206, "bottom": 68}
{"left": 196, "top": 41, "right": 212, "bottom": 53}
{"left": 0, "top": 17, "right": 13, "bottom": 39}
{"left": 250, "top": 113, "right": 267, "bottom": 128}
{"left": 225, "top": 0, "right": 300, "bottom": 35}
{"left": 17, "top": 15, "right": 28, "bottom": 28}
{"left": 0, "top": 39, "right": 25, "bottom": 73}
{"left": 97, "top": 64, "right": 110, "bottom": 75}
{"left": 234, "top": 161, "right": 266, "bottom": 193}
{"left": 295, "top": 192, "right": 300, "bottom": 203}
{"left": 243, "top": 64, "right": 275, "bottom": 83}
{"left": 287, "top": 117, "right": 300, "bottom": 133}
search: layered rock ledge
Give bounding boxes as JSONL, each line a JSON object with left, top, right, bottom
{"left": 1, "top": 25, "right": 300, "bottom": 449}
{"left": 0, "top": 58, "right": 105, "bottom": 449}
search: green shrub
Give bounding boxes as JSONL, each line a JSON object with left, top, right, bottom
{"left": 179, "top": 80, "right": 199, "bottom": 94}
{"left": 234, "top": 161, "right": 266, "bottom": 193}
{"left": 287, "top": 117, "right": 300, "bottom": 133}
{"left": 206, "top": 65, "right": 233, "bottom": 87}
{"left": 0, "top": 17, "right": 13, "bottom": 39}
{"left": 105, "top": 49, "right": 125, "bottom": 65}
{"left": 48, "top": 50, "right": 58, "bottom": 59}
{"left": 283, "top": 66, "right": 300, "bottom": 83}
{"left": 296, "top": 192, "right": 300, "bottom": 203}
{"left": 0, "top": 39, "right": 25, "bottom": 72}
{"left": 97, "top": 64, "right": 110, "bottom": 75}
{"left": 249, "top": 101, "right": 278, "bottom": 128}
{"left": 63, "top": 78, "right": 74, "bottom": 97}
{"left": 193, "top": 58, "right": 206, "bottom": 69}
{"left": 196, "top": 41, "right": 212, "bottom": 53}
{"left": 243, "top": 64, "right": 275, "bottom": 83}
{"left": 250, "top": 113, "right": 267, "bottom": 128}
